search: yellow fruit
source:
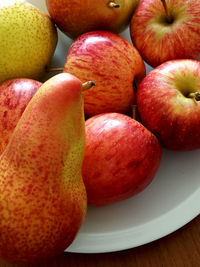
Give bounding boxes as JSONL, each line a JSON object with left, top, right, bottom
{"left": 0, "top": 0, "right": 57, "bottom": 84}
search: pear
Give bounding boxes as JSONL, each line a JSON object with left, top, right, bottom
{"left": 0, "top": 0, "right": 57, "bottom": 84}
{"left": 0, "top": 73, "right": 92, "bottom": 264}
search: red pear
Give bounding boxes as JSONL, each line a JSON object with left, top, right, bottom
{"left": 0, "top": 73, "right": 92, "bottom": 264}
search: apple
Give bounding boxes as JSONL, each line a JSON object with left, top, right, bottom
{"left": 46, "top": 0, "right": 140, "bottom": 39}
{"left": 82, "top": 112, "right": 162, "bottom": 206}
{"left": 0, "top": 78, "right": 42, "bottom": 155}
{"left": 137, "top": 59, "right": 200, "bottom": 151}
{"left": 130, "top": 0, "right": 200, "bottom": 67}
{"left": 64, "top": 31, "right": 146, "bottom": 117}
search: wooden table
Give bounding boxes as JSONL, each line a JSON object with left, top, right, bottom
{"left": 0, "top": 215, "right": 199, "bottom": 267}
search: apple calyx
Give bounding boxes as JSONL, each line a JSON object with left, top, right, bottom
{"left": 108, "top": 2, "right": 120, "bottom": 8}
{"left": 82, "top": 81, "right": 95, "bottom": 91}
{"left": 160, "top": 0, "right": 173, "bottom": 23}
{"left": 188, "top": 92, "right": 200, "bottom": 101}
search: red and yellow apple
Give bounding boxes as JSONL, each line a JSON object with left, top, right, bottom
{"left": 137, "top": 59, "right": 200, "bottom": 150}
{"left": 46, "top": 0, "right": 140, "bottom": 39}
{"left": 82, "top": 113, "right": 162, "bottom": 206}
{"left": 0, "top": 78, "right": 42, "bottom": 155}
{"left": 64, "top": 31, "right": 146, "bottom": 117}
{"left": 130, "top": 0, "right": 200, "bottom": 67}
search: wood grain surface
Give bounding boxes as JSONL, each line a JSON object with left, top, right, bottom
{"left": 0, "top": 215, "right": 199, "bottom": 267}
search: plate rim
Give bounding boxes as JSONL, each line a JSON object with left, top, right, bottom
{"left": 66, "top": 187, "right": 200, "bottom": 253}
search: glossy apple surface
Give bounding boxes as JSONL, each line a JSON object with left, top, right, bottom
{"left": 82, "top": 113, "right": 162, "bottom": 206}
{"left": 64, "top": 31, "right": 145, "bottom": 117}
{"left": 137, "top": 59, "right": 200, "bottom": 150}
{"left": 46, "top": 0, "right": 140, "bottom": 39}
{"left": 130, "top": 0, "right": 200, "bottom": 67}
{"left": 0, "top": 78, "right": 42, "bottom": 155}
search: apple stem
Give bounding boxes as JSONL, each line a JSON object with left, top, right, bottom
{"left": 160, "top": 0, "right": 171, "bottom": 23}
{"left": 82, "top": 81, "right": 95, "bottom": 91}
{"left": 108, "top": 2, "right": 120, "bottom": 8}
{"left": 46, "top": 67, "right": 64, "bottom": 72}
{"left": 132, "top": 105, "right": 137, "bottom": 120}
{"left": 188, "top": 92, "right": 200, "bottom": 101}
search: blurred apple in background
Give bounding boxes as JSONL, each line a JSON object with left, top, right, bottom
{"left": 46, "top": 0, "right": 140, "bottom": 39}
{"left": 137, "top": 59, "right": 200, "bottom": 151}
{"left": 130, "top": 0, "right": 200, "bottom": 67}
{"left": 64, "top": 31, "right": 145, "bottom": 117}
{"left": 0, "top": 78, "right": 42, "bottom": 155}
{"left": 82, "top": 113, "right": 162, "bottom": 206}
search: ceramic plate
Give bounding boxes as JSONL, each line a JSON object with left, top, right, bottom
{"left": 27, "top": 0, "right": 200, "bottom": 253}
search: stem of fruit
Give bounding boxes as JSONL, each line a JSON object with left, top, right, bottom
{"left": 82, "top": 81, "right": 95, "bottom": 91}
{"left": 46, "top": 67, "right": 64, "bottom": 72}
{"left": 108, "top": 2, "right": 120, "bottom": 8}
{"left": 160, "top": 0, "right": 171, "bottom": 23}
{"left": 132, "top": 105, "right": 137, "bottom": 120}
{"left": 188, "top": 92, "right": 200, "bottom": 101}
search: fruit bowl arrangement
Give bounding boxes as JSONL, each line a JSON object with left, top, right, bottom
{"left": 0, "top": 0, "right": 199, "bottom": 264}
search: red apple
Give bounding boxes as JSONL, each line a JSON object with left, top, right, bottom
{"left": 46, "top": 0, "right": 140, "bottom": 39}
{"left": 0, "top": 78, "right": 42, "bottom": 155}
{"left": 130, "top": 0, "right": 200, "bottom": 67}
{"left": 64, "top": 31, "right": 146, "bottom": 117}
{"left": 137, "top": 59, "right": 200, "bottom": 150}
{"left": 82, "top": 113, "right": 162, "bottom": 206}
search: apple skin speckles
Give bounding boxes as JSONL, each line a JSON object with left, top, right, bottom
{"left": 130, "top": 0, "right": 200, "bottom": 67}
{"left": 0, "top": 78, "right": 42, "bottom": 155}
{"left": 46, "top": 0, "right": 140, "bottom": 39}
{"left": 64, "top": 31, "right": 146, "bottom": 117}
{"left": 82, "top": 112, "right": 162, "bottom": 206}
{"left": 137, "top": 59, "right": 200, "bottom": 151}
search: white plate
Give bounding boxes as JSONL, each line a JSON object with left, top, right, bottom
{"left": 28, "top": 0, "right": 200, "bottom": 253}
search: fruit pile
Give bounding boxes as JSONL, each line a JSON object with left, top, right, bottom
{"left": 0, "top": 0, "right": 199, "bottom": 264}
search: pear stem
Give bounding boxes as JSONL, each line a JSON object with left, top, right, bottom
{"left": 108, "top": 2, "right": 120, "bottom": 8}
{"left": 188, "top": 92, "right": 200, "bottom": 101}
{"left": 160, "top": 0, "right": 171, "bottom": 23}
{"left": 46, "top": 67, "right": 64, "bottom": 73}
{"left": 82, "top": 81, "right": 95, "bottom": 91}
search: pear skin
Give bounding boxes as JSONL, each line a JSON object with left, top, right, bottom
{"left": 0, "top": 0, "right": 57, "bottom": 84}
{"left": 0, "top": 73, "right": 87, "bottom": 264}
